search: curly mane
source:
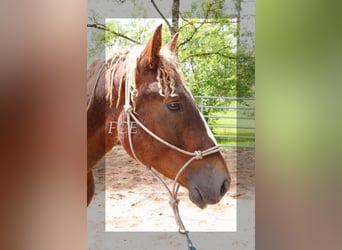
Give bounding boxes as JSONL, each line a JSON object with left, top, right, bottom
{"left": 103, "top": 45, "right": 185, "bottom": 110}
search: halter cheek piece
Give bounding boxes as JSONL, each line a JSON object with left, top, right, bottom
{"left": 123, "top": 81, "right": 221, "bottom": 250}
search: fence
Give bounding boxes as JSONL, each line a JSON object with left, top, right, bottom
{"left": 194, "top": 96, "right": 255, "bottom": 149}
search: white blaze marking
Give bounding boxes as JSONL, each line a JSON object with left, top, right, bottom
{"left": 177, "top": 71, "right": 217, "bottom": 145}
{"left": 198, "top": 110, "right": 218, "bottom": 145}
{"left": 181, "top": 84, "right": 217, "bottom": 145}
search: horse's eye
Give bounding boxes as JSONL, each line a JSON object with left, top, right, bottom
{"left": 167, "top": 102, "right": 182, "bottom": 112}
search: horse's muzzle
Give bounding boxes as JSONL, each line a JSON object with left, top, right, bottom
{"left": 188, "top": 166, "right": 230, "bottom": 209}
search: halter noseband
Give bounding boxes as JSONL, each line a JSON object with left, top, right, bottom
{"left": 123, "top": 77, "right": 221, "bottom": 250}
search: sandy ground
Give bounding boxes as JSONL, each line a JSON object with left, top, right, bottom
{"left": 88, "top": 147, "right": 255, "bottom": 249}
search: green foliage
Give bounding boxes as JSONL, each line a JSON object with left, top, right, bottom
{"left": 104, "top": 19, "right": 172, "bottom": 48}
{"left": 236, "top": 48, "right": 255, "bottom": 98}
{"left": 178, "top": 18, "right": 238, "bottom": 99}
{"left": 87, "top": 0, "right": 255, "bottom": 102}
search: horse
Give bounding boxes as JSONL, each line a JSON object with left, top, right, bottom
{"left": 87, "top": 24, "right": 230, "bottom": 210}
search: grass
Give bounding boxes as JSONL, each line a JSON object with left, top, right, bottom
{"left": 206, "top": 103, "right": 255, "bottom": 149}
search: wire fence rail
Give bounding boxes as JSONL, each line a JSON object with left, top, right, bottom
{"left": 194, "top": 96, "right": 255, "bottom": 149}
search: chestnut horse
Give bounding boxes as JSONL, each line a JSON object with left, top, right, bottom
{"left": 87, "top": 24, "right": 230, "bottom": 209}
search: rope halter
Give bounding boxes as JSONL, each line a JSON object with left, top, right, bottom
{"left": 121, "top": 76, "right": 221, "bottom": 250}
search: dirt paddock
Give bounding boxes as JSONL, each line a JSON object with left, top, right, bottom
{"left": 87, "top": 147, "right": 255, "bottom": 249}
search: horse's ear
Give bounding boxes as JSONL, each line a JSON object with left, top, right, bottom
{"left": 139, "top": 24, "right": 163, "bottom": 69}
{"left": 166, "top": 32, "right": 179, "bottom": 52}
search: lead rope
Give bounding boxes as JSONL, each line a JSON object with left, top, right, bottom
{"left": 123, "top": 104, "right": 220, "bottom": 250}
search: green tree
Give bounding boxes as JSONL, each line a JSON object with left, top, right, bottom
{"left": 87, "top": 0, "right": 254, "bottom": 105}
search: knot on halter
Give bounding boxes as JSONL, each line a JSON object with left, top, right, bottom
{"left": 194, "top": 150, "right": 203, "bottom": 160}
{"left": 169, "top": 197, "right": 179, "bottom": 208}
{"left": 123, "top": 104, "right": 133, "bottom": 112}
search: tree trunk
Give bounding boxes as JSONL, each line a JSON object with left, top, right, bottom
{"left": 171, "top": 0, "right": 180, "bottom": 35}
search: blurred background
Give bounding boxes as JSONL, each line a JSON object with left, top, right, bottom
{"left": 0, "top": 0, "right": 341, "bottom": 249}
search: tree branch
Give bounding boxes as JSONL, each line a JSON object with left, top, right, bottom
{"left": 87, "top": 23, "right": 141, "bottom": 45}
{"left": 180, "top": 51, "right": 237, "bottom": 63}
{"left": 181, "top": 51, "right": 254, "bottom": 63}
{"left": 150, "top": 0, "right": 172, "bottom": 33}
{"left": 177, "top": 20, "right": 205, "bottom": 48}
{"left": 178, "top": 14, "right": 196, "bottom": 30}
{"left": 178, "top": 2, "right": 214, "bottom": 48}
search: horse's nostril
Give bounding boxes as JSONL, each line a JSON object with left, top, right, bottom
{"left": 220, "top": 179, "right": 229, "bottom": 197}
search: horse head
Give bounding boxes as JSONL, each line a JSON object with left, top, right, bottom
{"left": 115, "top": 25, "right": 230, "bottom": 209}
